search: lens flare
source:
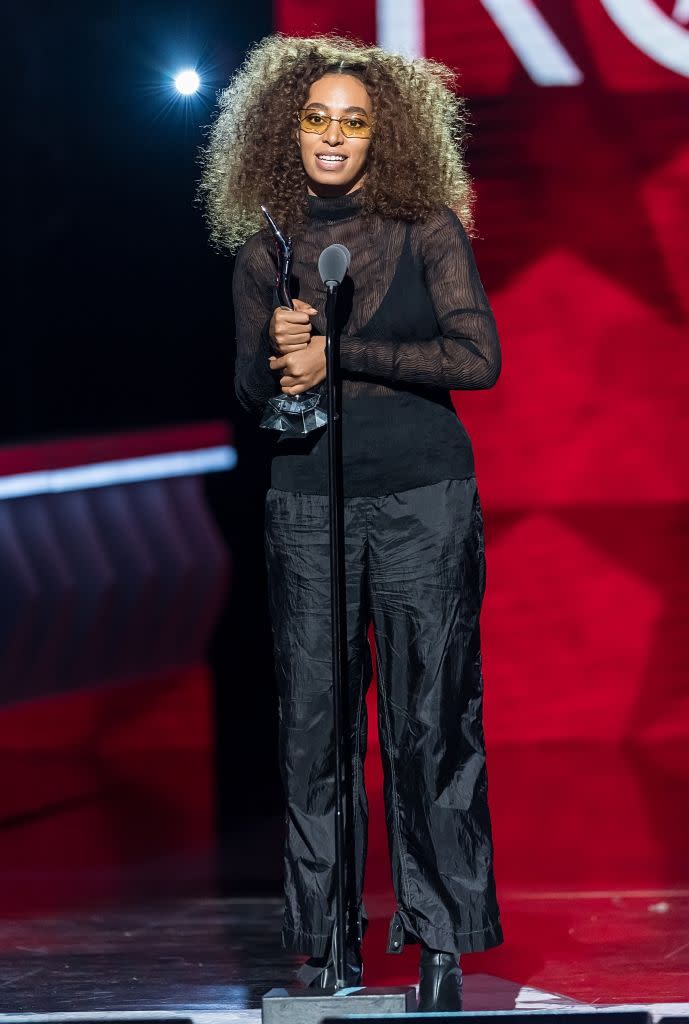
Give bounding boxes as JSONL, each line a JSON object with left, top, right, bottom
{"left": 174, "top": 69, "right": 200, "bottom": 95}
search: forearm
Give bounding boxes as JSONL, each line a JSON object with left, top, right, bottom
{"left": 339, "top": 312, "right": 501, "bottom": 390}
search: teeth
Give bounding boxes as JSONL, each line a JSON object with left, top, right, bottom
{"left": 318, "top": 155, "right": 345, "bottom": 162}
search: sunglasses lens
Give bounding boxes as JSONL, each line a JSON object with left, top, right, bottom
{"left": 299, "top": 112, "right": 328, "bottom": 133}
{"left": 341, "top": 120, "right": 372, "bottom": 138}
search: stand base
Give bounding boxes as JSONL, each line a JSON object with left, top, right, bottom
{"left": 262, "top": 985, "right": 416, "bottom": 1024}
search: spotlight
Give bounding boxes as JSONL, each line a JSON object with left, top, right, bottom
{"left": 174, "top": 69, "right": 200, "bottom": 95}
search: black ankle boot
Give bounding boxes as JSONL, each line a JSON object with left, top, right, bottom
{"left": 417, "top": 947, "right": 463, "bottom": 1011}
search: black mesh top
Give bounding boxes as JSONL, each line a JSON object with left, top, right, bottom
{"left": 232, "top": 190, "right": 501, "bottom": 497}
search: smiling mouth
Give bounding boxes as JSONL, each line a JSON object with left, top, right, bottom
{"left": 316, "top": 154, "right": 347, "bottom": 165}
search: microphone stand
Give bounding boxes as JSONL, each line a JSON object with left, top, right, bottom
{"left": 324, "top": 280, "right": 348, "bottom": 988}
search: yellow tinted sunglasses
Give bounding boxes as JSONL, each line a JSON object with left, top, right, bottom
{"left": 297, "top": 109, "right": 374, "bottom": 139}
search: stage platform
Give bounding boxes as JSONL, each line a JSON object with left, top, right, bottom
{"left": 0, "top": 896, "right": 686, "bottom": 1020}
{"left": 1, "top": 741, "right": 688, "bottom": 1016}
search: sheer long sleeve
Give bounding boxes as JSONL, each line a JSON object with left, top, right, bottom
{"left": 232, "top": 236, "right": 280, "bottom": 416}
{"left": 338, "top": 207, "right": 501, "bottom": 390}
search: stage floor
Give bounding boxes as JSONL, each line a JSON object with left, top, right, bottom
{"left": 0, "top": 743, "right": 687, "bottom": 1015}
{"left": 0, "top": 894, "right": 687, "bottom": 1018}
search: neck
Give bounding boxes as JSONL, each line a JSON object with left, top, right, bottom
{"left": 306, "top": 177, "right": 366, "bottom": 199}
{"left": 306, "top": 189, "right": 364, "bottom": 221}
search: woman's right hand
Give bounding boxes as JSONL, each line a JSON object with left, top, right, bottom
{"left": 269, "top": 299, "right": 318, "bottom": 354}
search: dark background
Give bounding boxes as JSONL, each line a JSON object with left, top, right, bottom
{"left": 5, "top": 0, "right": 272, "bottom": 444}
{"left": 5, "top": 5, "right": 284, "bottom": 864}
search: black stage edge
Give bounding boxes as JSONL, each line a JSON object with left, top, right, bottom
{"left": 0, "top": 1018, "right": 194, "bottom": 1023}
{"left": 263, "top": 985, "right": 414, "bottom": 1024}
{"left": 321, "top": 1011, "right": 653, "bottom": 1023}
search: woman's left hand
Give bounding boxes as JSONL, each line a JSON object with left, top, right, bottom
{"left": 269, "top": 336, "right": 326, "bottom": 394}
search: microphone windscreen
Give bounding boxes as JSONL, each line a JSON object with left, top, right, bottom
{"left": 318, "top": 244, "right": 351, "bottom": 286}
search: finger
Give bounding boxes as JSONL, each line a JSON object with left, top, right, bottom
{"left": 275, "top": 333, "right": 308, "bottom": 352}
{"left": 275, "top": 326, "right": 311, "bottom": 344}
{"left": 276, "top": 338, "right": 311, "bottom": 353}
{"left": 279, "top": 323, "right": 312, "bottom": 338}
{"left": 292, "top": 298, "right": 318, "bottom": 315}
{"left": 270, "top": 351, "right": 304, "bottom": 368}
{"left": 276, "top": 341, "right": 309, "bottom": 352}
{"left": 276, "top": 310, "right": 312, "bottom": 326}
{"left": 270, "top": 357, "right": 306, "bottom": 378}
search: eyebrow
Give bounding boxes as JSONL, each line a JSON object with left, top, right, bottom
{"left": 304, "top": 103, "right": 370, "bottom": 115}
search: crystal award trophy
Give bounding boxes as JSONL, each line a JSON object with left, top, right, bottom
{"left": 258, "top": 205, "right": 327, "bottom": 435}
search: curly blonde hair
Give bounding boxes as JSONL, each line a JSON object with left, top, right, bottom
{"left": 198, "top": 34, "right": 474, "bottom": 252}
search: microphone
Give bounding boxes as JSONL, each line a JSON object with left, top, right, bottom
{"left": 318, "top": 244, "right": 351, "bottom": 288}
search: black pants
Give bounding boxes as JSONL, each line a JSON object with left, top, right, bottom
{"left": 264, "top": 477, "right": 502, "bottom": 957}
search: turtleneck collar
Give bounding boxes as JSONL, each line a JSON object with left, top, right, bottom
{"left": 306, "top": 189, "right": 364, "bottom": 222}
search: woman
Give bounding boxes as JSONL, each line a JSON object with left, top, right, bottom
{"left": 200, "top": 35, "right": 503, "bottom": 1012}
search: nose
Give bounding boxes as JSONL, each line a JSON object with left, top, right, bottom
{"left": 323, "top": 118, "right": 345, "bottom": 145}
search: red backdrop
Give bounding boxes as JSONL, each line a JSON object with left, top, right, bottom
{"left": 275, "top": 0, "right": 689, "bottom": 746}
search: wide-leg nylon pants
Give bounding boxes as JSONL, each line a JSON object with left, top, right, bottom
{"left": 264, "top": 477, "right": 503, "bottom": 958}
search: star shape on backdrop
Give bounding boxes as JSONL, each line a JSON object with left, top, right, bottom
{"left": 472, "top": 91, "right": 687, "bottom": 320}
{"left": 460, "top": 6, "right": 689, "bottom": 321}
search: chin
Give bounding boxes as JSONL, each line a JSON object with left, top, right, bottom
{"left": 311, "top": 161, "right": 362, "bottom": 185}
{"left": 313, "top": 169, "right": 348, "bottom": 183}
